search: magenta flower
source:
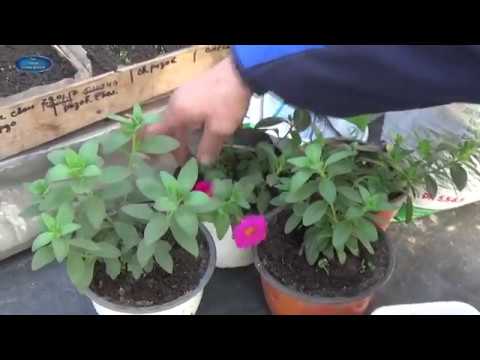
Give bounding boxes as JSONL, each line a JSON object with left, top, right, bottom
{"left": 194, "top": 180, "right": 214, "bottom": 197}
{"left": 233, "top": 215, "right": 268, "bottom": 249}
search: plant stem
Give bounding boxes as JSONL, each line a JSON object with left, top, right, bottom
{"left": 330, "top": 204, "right": 338, "bottom": 223}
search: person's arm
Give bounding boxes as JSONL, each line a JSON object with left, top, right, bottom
{"left": 232, "top": 45, "right": 480, "bottom": 117}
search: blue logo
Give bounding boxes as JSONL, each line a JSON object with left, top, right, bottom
{"left": 16, "top": 55, "right": 53, "bottom": 73}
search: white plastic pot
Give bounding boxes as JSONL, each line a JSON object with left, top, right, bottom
{"left": 371, "top": 302, "right": 479, "bottom": 315}
{"left": 84, "top": 225, "right": 216, "bottom": 315}
{"left": 203, "top": 222, "right": 254, "bottom": 269}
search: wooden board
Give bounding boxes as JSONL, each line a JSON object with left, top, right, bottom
{"left": 0, "top": 45, "right": 230, "bottom": 160}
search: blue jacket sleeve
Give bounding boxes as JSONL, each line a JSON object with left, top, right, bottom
{"left": 231, "top": 45, "right": 480, "bottom": 117}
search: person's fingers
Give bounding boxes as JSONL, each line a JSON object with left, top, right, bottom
{"left": 172, "top": 127, "right": 191, "bottom": 165}
{"left": 197, "top": 122, "right": 229, "bottom": 165}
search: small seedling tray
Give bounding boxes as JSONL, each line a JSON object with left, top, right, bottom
{"left": 0, "top": 45, "right": 230, "bottom": 161}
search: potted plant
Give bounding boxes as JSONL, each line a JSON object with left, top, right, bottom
{"left": 24, "top": 104, "right": 218, "bottom": 315}
{"left": 235, "top": 112, "right": 480, "bottom": 315}
{"left": 197, "top": 115, "right": 307, "bottom": 269}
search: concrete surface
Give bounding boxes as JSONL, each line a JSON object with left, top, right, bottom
{"left": 1, "top": 203, "right": 480, "bottom": 315}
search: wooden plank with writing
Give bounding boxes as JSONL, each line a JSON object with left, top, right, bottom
{"left": 0, "top": 45, "right": 230, "bottom": 160}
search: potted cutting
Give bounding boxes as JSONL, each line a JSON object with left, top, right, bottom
{"left": 197, "top": 114, "right": 307, "bottom": 269}
{"left": 236, "top": 111, "right": 480, "bottom": 315}
{"left": 24, "top": 104, "right": 218, "bottom": 315}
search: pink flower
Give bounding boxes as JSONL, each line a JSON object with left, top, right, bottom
{"left": 194, "top": 180, "right": 214, "bottom": 197}
{"left": 233, "top": 215, "right": 268, "bottom": 249}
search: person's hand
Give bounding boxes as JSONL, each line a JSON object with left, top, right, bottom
{"left": 144, "top": 56, "right": 253, "bottom": 165}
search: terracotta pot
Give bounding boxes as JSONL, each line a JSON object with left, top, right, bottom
{"left": 371, "top": 195, "right": 407, "bottom": 232}
{"left": 253, "top": 232, "right": 395, "bottom": 316}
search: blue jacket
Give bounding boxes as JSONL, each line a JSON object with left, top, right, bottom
{"left": 232, "top": 45, "right": 480, "bottom": 117}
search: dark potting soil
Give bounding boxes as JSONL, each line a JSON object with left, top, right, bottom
{"left": 83, "top": 45, "right": 189, "bottom": 76}
{"left": 0, "top": 45, "right": 77, "bottom": 97}
{"left": 90, "top": 233, "right": 210, "bottom": 307}
{"left": 257, "top": 212, "right": 391, "bottom": 298}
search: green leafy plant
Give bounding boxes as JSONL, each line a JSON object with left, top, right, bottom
{"left": 26, "top": 104, "right": 219, "bottom": 292}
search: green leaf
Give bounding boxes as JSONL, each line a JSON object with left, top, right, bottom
{"left": 100, "top": 179, "right": 133, "bottom": 200}
{"left": 20, "top": 204, "right": 41, "bottom": 218}
{"left": 270, "top": 193, "right": 287, "bottom": 207}
{"left": 178, "top": 158, "right": 199, "bottom": 192}
{"left": 67, "top": 252, "right": 86, "bottom": 289}
{"left": 319, "top": 178, "right": 337, "bottom": 205}
{"left": 214, "top": 211, "right": 230, "bottom": 240}
{"left": 92, "top": 242, "right": 122, "bottom": 259}
{"left": 184, "top": 191, "right": 211, "bottom": 211}
{"left": 332, "top": 222, "right": 353, "bottom": 251}
{"left": 32, "top": 232, "right": 54, "bottom": 251}
{"left": 83, "top": 165, "right": 102, "bottom": 178}
{"left": 132, "top": 104, "right": 143, "bottom": 123}
{"left": 354, "top": 218, "right": 378, "bottom": 243}
{"left": 52, "top": 238, "right": 69, "bottom": 262}
{"left": 64, "top": 149, "right": 83, "bottom": 168}
{"left": 290, "top": 170, "right": 314, "bottom": 193}
{"left": 32, "top": 246, "right": 56, "bottom": 271}
{"left": 213, "top": 179, "right": 233, "bottom": 199}
{"left": 71, "top": 257, "right": 96, "bottom": 291}
{"left": 293, "top": 202, "right": 308, "bottom": 217}
{"left": 100, "top": 166, "right": 131, "bottom": 184}
{"left": 46, "top": 164, "right": 71, "bottom": 182}
{"left": 358, "top": 236, "right": 375, "bottom": 255}
{"left": 114, "top": 222, "right": 141, "bottom": 246}
{"left": 304, "top": 228, "right": 330, "bottom": 266}
{"left": 346, "top": 237, "right": 360, "bottom": 257}
{"left": 137, "top": 239, "right": 156, "bottom": 268}
{"left": 325, "top": 150, "right": 354, "bottom": 167}
{"left": 327, "top": 160, "right": 353, "bottom": 178}
{"left": 256, "top": 189, "right": 271, "bottom": 214}
{"left": 61, "top": 223, "right": 81, "bottom": 236}
{"left": 154, "top": 241, "right": 173, "bottom": 274}
{"left": 286, "top": 181, "right": 318, "bottom": 203}
{"left": 285, "top": 213, "right": 302, "bottom": 234}
{"left": 171, "top": 218, "right": 199, "bottom": 257}
{"left": 359, "top": 185, "right": 370, "bottom": 203}
{"left": 160, "top": 171, "right": 179, "bottom": 194}
{"left": 174, "top": 207, "right": 198, "bottom": 238}
{"left": 255, "top": 117, "right": 285, "bottom": 129}
{"left": 305, "top": 143, "right": 322, "bottom": 163}
{"left": 143, "top": 113, "right": 162, "bottom": 125}
{"left": 136, "top": 178, "right": 166, "bottom": 201}
{"left": 40, "top": 186, "right": 75, "bottom": 211}
{"left": 336, "top": 249, "right": 347, "bottom": 265}
{"left": 41, "top": 213, "right": 56, "bottom": 231}
{"left": 346, "top": 206, "right": 365, "bottom": 220}
{"left": 288, "top": 156, "right": 310, "bottom": 168}
{"left": 47, "top": 150, "right": 66, "bottom": 165}
{"left": 144, "top": 214, "right": 170, "bottom": 245}
{"left": 121, "top": 204, "right": 154, "bottom": 220}
{"left": 102, "top": 130, "right": 131, "bottom": 154}
{"left": 154, "top": 197, "right": 177, "bottom": 212}
{"left": 293, "top": 109, "right": 311, "bottom": 132}
{"left": 344, "top": 114, "right": 371, "bottom": 131}
{"left": 79, "top": 141, "right": 99, "bottom": 165}
{"left": 105, "top": 258, "right": 121, "bottom": 279}
{"left": 303, "top": 200, "right": 328, "bottom": 226}
{"left": 56, "top": 203, "right": 74, "bottom": 226}
{"left": 338, "top": 186, "right": 362, "bottom": 203}
{"left": 107, "top": 113, "right": 131, "bottom": 124}
{"left": 140, "top": 135, "right": 179, "bottom": 154}
{"left": 69, "top": 238, "right": 100, "bottom": 252}
{"left": 450, "top": 163, "right": 468, "bottom": 191}
{"left": 84, "top": 196, "right": 106, "bottom": 229}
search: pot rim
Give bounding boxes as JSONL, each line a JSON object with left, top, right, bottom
{"left": 84, "top": 224, "right": 216, "bottom": 314}
{"left": 253, "top": 231, "right": 396, "bottom": 305}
